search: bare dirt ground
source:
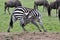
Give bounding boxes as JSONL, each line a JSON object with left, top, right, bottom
{"left": 0, "top": 32, "right": 60, "bottom": 40}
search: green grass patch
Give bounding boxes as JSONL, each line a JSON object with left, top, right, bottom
{"left": 0, "top": 0, "right": 60, "bottom": 32}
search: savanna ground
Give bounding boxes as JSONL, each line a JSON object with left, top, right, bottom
{"left": 0, "top": 0, "right": 60, "bottom": 40}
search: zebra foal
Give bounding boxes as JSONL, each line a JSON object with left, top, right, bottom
{"left": 8, "top": 6, "right": 46, "bottom": 32}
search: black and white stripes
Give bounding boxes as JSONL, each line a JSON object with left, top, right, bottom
{"left": 23, "top": 9, "right": 46, "bottom": 32}
{"left": 7, "top": 6, "right": 46, "bottom": 32}
{"left": 7, "top": 6, "right": 32, "bottom": 32}
{"left": 12, "top": 6, "right": 32, "bottom": 20}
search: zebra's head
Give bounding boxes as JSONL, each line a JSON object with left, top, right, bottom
{"left": 23, "top": 9, "right": 42, "bottom": 22}
{"left": 24, "top": 9, "right": 41, "bottom": 19}
{"left": 23, "top": 11, "right": 32, "bottom": 19}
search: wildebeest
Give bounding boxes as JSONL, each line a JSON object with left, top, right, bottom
{"left": 58, "top": 6, "right": 60, "bottom": 20}
{"left": 4, "top": 0, "right": 22, "bottom": 14}
{"left": 34, "top": 0, "right": 49, "bottom": 10}
{"left": 7, "top": 6, "right": 46, "bottom": 32}
{"left": 47, "top": 0, "right": 60, "bottom": 16}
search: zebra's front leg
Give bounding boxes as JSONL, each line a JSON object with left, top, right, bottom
{"left": 21, "top": 24, "right": 26, "bottom": 31}
{"left": 20, "top": 18, "right": 26, "bottom": 31}
{"left": 31, "top": 21, "right": 42, "bottom": 32}
{"left": 38, "top": 17, "right": 47, "bottom": 32}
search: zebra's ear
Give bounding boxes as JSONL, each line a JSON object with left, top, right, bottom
{"left": 24, "top": 13, "right": 29, "bottom": 15}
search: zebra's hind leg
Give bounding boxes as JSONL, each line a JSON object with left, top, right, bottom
{"left": 38, "top": 17, "right": 47, "bottom": 32}
{"left": 8, "top": 26, "right": 11, "bottom": 32}
{"left": 31, "top": 21, "right": 42, "bottom": 32}
{"left": 7, "top": 16, "right": 17, "bottom": 32}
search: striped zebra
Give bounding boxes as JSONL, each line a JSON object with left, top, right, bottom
{"left": 8, "top": 6, "right": 46, "bottom": 32}
{"left": 8, "top": 6, "right": 32, "bottom": 32}
{"left": 20, "top": 9, "right": 46, "bottom": 32}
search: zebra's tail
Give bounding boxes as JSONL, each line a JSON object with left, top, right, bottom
{"left": 10, "top": 15, "right": 13, "bottom": 28}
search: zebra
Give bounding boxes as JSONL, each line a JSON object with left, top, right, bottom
{"left": 7, "top": 6, "right": 46, "bottom": 32}
{"left": 7, "top": 6, "right": 32, "bottom": 32}
{"left": 20, "top": 9, "right": 47, "bottom": 32}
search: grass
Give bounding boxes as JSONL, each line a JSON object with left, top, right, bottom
{"left": 0, "top": 0, "right": 60, "bottom": 32}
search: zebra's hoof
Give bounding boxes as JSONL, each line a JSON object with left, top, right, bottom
{"left": 7, "top": 30, "right": 10, "bottom": 32}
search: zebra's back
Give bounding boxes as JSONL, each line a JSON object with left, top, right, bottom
{"left": 12, "top": 6, "right": 32, "bottom": 20}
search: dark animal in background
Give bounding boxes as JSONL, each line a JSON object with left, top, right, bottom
{"left": 56, "top": 0, "right": 60, "bottom": 1}
{"left": 34, "top": 0, "right": 49, "bottom": 11}
{"left": 58, "top": 6, "right": 60, "bottom": 20}
{"left": 4, "top": 0, "right": 22, "bottom": 14}
{"left": 7, "top": 6, "right": 46, "bottom": 32}
{"left": 47, "top": 0, "right": 60, "bottom": 16}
